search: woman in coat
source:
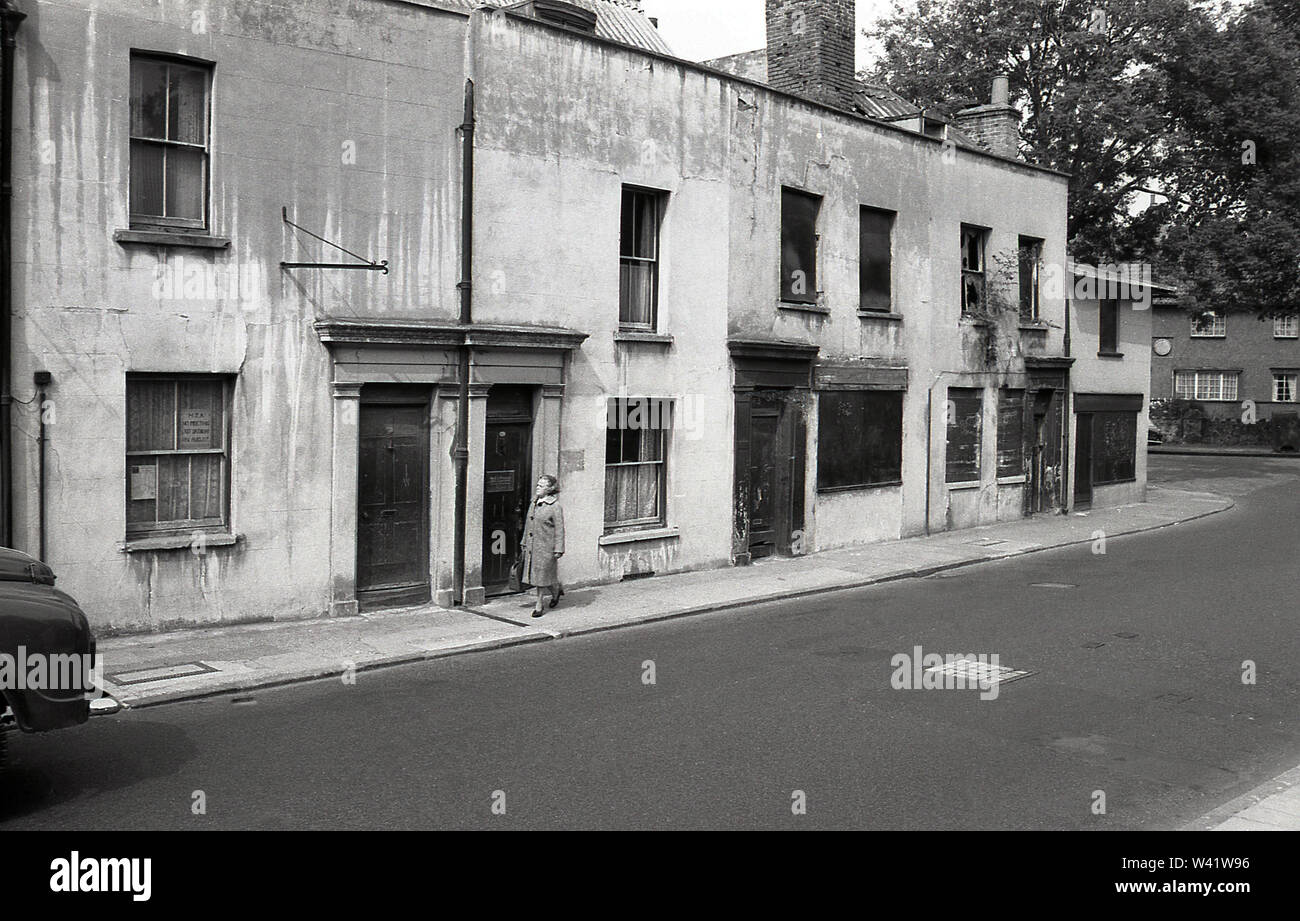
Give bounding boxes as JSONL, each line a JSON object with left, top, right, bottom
{"left": 520, "top": 474, "right": 565, "bottom": 616}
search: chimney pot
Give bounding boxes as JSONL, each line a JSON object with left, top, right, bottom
{"left": 991, "top": 75, "right": 1010, "bottom": 106}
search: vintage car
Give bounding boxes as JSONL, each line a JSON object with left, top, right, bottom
{"left": 0, "top": 547, "right": 95, "bottom": 763}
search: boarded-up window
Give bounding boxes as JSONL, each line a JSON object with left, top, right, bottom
{"left": 946, "top": 388, "right": 982, "bottom": 483}
{"left": 997, "top": 390, "right": 1026, "bottom": 478}
{"left": 130, "top": 55, "right": 211, "bottom": 230}
{"left": 859, "top": 207, "right": 894, "bottom": 312}
{"left": 605, "top": 398, "right": 669, "bottom": 531}
{"left": 1093, "top": 411, "right": 1137, "bottom": 485}
{"left": 781, "top": 188, "right": 820, "bottom": 304}
{"left": 817, "top": 391, "right": 903, "bottom": 490}
{"left": 126, "top": 375, "right": 231, "bottom": 536}
{"left": 1099, "top": 298, "right": 1120, "bottom": 354}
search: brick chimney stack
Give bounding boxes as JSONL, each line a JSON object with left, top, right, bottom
{"left": 764, "top": 0, "right": 857, "bottom": 111}
{"left": 954, "top": 75, "right": 1021, "bottom": 158}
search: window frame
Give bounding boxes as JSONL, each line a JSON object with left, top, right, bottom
{"left": 125, "top": 373, "right": 233, "bottom": 538}
{"left": 960, "top": 225, "right": 989, "bottom": 316}
{"left": 780, "top": 187, "right": 822, "bottom": 305}
{"left": 858, "top": 206, "right": 896, "bottom": 314}
{"left": 603, "top": 397, "right": 670, "bottom": 534}
{"left": 816, "top": 390, "right": 904, "bottom": 492}
{"left": 618, "top": 185, "right": 665, "bottom": 331}
{"left": 1189, "top": 312, "right": 1226, "bottom": 338}
{"left": 1273, "top": 372, "right": 1298, "bottom": 403}
{"left": 129, "top": 51, "right": 214, "bottom": 233}
{"left": 1017, "top": 236, "right": 1043, "bottom": 321}
{"left": 1173, "top": 369, "right": 1240, "bottom": 402}
{"left": 1274, "top": 315, "right": 1299, "bottom": 339}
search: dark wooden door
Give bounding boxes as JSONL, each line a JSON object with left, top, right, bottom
{"left": 358, "top": 403, "right": 429, "bottom": 606}
{"left": 1074, "top": 412, "right": 1093, "bottom": 506}
{"left": 1030, "top": 390, "right": 1063, "bottom": 513}
{"left": 483, "top": 420, "right": 532, "bottom": 594}
{"left": 744, "top": 392, "right": 804, "bottom": 559}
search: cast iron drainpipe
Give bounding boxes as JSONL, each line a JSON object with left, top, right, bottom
{"left": 34, "top": 370, "right": 48, "bottom": 561}
{"left": 0, "top": 3, "right": 25, "bottom": 550}
{"left": 452, "top": 77, "right": 475, "bottom": 605}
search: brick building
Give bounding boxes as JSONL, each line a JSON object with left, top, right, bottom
{"left": 1151, "top": 304, "right": 1300, "bottom": 419}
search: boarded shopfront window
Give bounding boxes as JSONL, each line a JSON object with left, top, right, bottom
{"left": 605, "top": 398, "right": 669, "bottom": 532}
{"left": 997, "top": 390, "right": 1026, "bottom": 478}
{"left": 859, "top": 207, "right": 894, "bottom": 313}
{"left": 817, "top": 391, "right": 903, "bottom": 490}
{"left": 126, "top": 375, "right": 231, "bottom": 536}
{"left": 781, "top": 188, "right": 821, "bottom": 304}
{"left": 946, "top": 388, "right": 982, "bottom": 483}
{"left": 130, "top": 55, "right": 212, "bottom": 230}
{"left": 1092, "top": 411, "right": 1137, "bottom": 485}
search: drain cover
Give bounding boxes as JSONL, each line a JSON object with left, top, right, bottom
{"left": 107, "top": 661, "right": 219, "bottom": 686}
{"left": 1030, "top": 582, "right": 1078, "bottom": 589}
{"left": 1082, "top": 641, "right": 1107, "bottom": 649}
{"left": 923, "top": 658, "right": 1035, "bottom": 686}
{"left": 1113, "top": 632, "right": 1140, "bottom": 639}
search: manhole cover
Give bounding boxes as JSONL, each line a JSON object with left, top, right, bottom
{"left": 1030, "top": 582, "right": 1078, "bottom": 589}
{"left": 924, "top": 658, "right": 1035, "bottom": 686}
{"left": 106, "top": 661, "right": 219, "bottom": 686}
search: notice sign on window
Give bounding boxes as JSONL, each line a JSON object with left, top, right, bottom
{"left": 180, "top": 409, "right": 213, "bottom": 448}
{"left": 130, "top": 464, "right": 157, "bottom": 500}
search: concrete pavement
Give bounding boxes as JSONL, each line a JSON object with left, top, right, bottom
{"left": 95, "top": 482, "right": 1231, "bottom": 711}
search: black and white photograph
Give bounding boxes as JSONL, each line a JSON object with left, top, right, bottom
{"left": 0, "top": 0, "right": 1296, "bottom": 893}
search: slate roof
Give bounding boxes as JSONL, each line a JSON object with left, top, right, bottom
{"left": 428, "top": 0, "right": 673, "bottom": 55}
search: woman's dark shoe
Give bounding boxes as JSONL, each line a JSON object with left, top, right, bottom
{"left": 531, "top": 608, "right": 545, "bottom": 618}
{"left": 549, "top": 588, "right": 564, "bottom": 609}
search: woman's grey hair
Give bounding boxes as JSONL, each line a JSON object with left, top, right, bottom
{"left": 538, "top": 474, "right": 559, "bottom": 495}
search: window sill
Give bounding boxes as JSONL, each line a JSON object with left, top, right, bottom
{"left": 115, "top": 229, "right": 231, "bottom": 250}
{"left": 818, "top": 480, "right": 902, "bottom": 494}
{"left": 997, "top": 475, "right": 1027, "bottom": 485}
{"left": 1096, "top": 351, "right": 1125, "bottom": 359}
{"left": 1018, "top": 320, "right": 1049, "bottom": 331}
{"left": 614, "top": 330, "right": 674, "bottom": 345}
{"left": 778, "top": 301, "right": 830, "bottom": 315}
{"left": 857, "top": 310, "right": 903, "bottom": 322}
{"left": 119, "top": 532, "right": 242, "bottom": 553}
{"left": 947, "top": 480, "right": 981, "bottom": 491}
{"left": 598, "top": 526, "right": 680, "bottom": 546}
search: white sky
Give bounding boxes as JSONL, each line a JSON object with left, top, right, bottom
{"left": 641, "top": 0, "right": 1253, "bottom": 65}
{"left": 642, "top": 0, "right": 904, "bottom": 65}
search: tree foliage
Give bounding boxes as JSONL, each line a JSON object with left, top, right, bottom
{"left": 869, "top": 0, "right": 1300, "bottom": 315}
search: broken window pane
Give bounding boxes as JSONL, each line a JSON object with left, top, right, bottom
{"left": 781, "top": 188, "right": 820, "bottom": 303}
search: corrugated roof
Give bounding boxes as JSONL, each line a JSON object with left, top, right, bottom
{"left": 428, "top": 0, "right": 673, "bottom": 55}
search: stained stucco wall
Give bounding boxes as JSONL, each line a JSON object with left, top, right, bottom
{"left": 13, "top": 0, "right": 466, "bottom": 630}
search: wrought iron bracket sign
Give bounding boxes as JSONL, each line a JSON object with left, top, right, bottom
{"left": 279, "top": 207, "right": 389, "bottom": 274}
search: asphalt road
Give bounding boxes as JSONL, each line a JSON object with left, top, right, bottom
{"left": 3, "top": 454, "right": 1299, "bottom": 830}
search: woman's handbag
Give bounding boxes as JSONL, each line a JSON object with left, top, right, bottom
{"left": 508, "top": 559, "right": 524, "bottom": 593}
